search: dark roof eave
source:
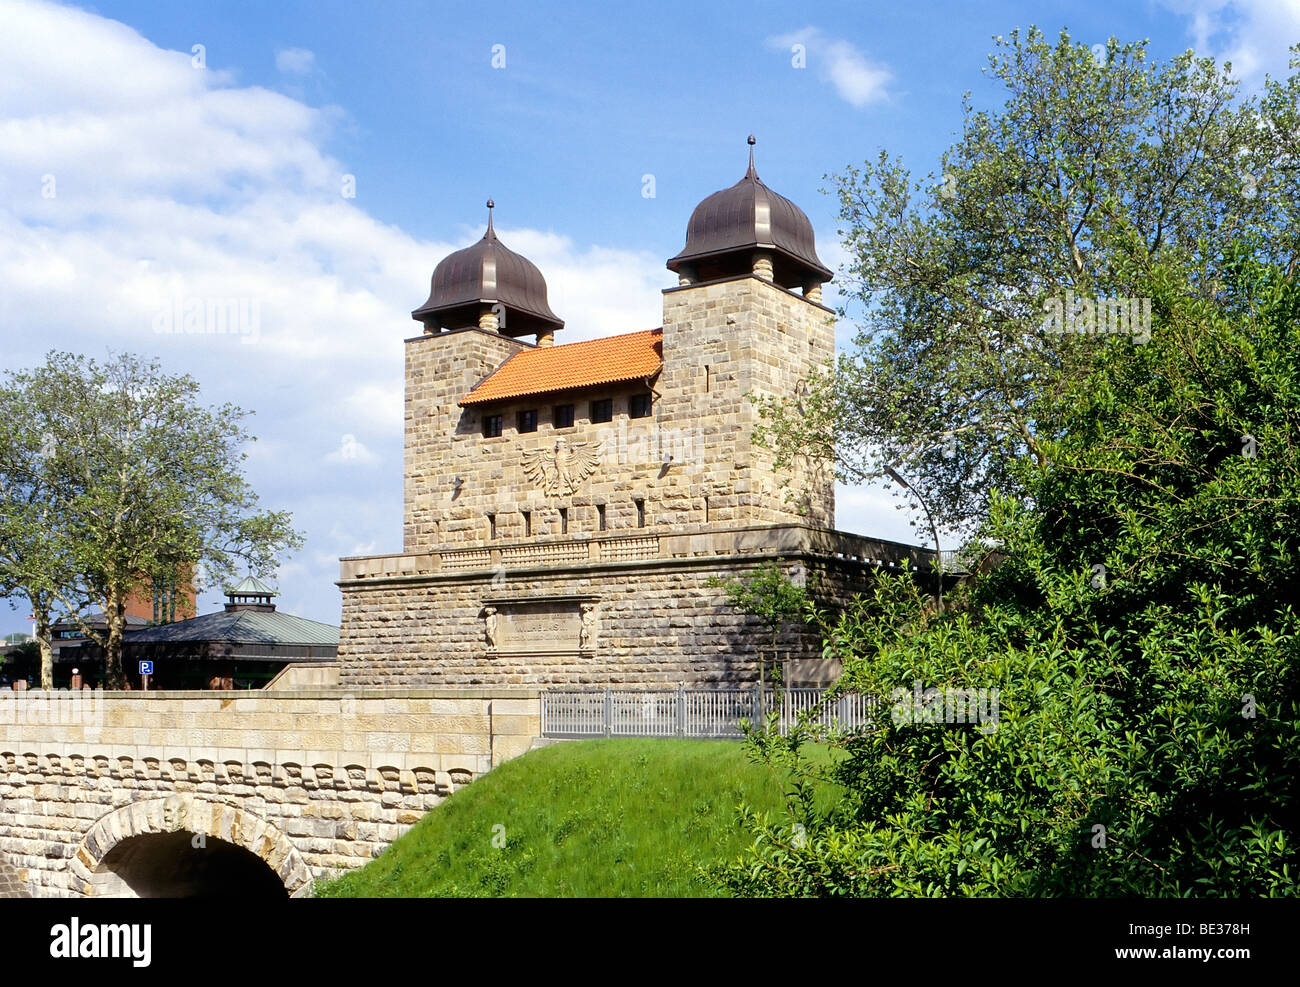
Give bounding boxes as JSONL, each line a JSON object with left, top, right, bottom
{"left": 411, "top": 299, "right": 564, "bottom": 328}
{"left": 56, "top": 649, "right": 338, "bottom": 662}
{"left": 666, "top": 243, "right": 833, "bottom": 282}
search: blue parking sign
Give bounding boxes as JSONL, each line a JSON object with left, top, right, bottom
{"left": 139, "top": 661, "right": 153, "bottom": 675}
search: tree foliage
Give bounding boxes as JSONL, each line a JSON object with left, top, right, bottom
{"left": 0, "top": 374, "right": 89, "bottom": 688}
{"left": 709, "top": 561, "right": 811, "bottom": 637}
{"left": 709, "top": 561, "right": 812, "bottom": 678}
{"left": 755, "top": 30, "right": 1300, "bottom": 534}
{"left": 715, "top": 247, "right": 1300, "bottom": 896}
{"left": 0, "top": 351, "right": 303, "bottom": 688}
{"left": 726, "top": 37, "right": 1300, "bottom": 894}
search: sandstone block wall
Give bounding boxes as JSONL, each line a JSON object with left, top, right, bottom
{"left": 0, "top": 690, "right": 540, "bottom": 897}
{"left": 345, "top": 272, "right": 872, "bottom": 694}
{"left": 337, "top": 541, "right": 899, "bottom": 689}
{"left": 400, "top": 276, "right": 837, "bottom": 555}
{"left": 405, "top": 327, "right": 529, "bottom": 551}
{"left": 658, "top": 276, "right": 836, "bottom": 530}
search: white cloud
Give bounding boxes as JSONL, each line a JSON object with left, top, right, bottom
{"left": 275, "top": 47, "right": 316, "bottom": 75}
{"left": 498, "top": 230, "right": 663, "bottom": 340}
{"left": 340, "top": 382, "right": 403, "bottom": 435}
{"left": 0, "top": 0, "right": 666, "bottom": 630}
{"left": 769, "top": 27, "right": 893, "bottom": 108}
{"left": 1161, "top": 0, "right": 1300, "bottom": 84}
{"left": 0, "top": 0, "right": 225, "bottom": 117}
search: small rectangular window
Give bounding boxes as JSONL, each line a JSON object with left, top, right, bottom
{"left": 635, "top": 497, "right": 646, "bottom": 528}
{"left": 554, "top": 404, "right": 574, "bottom": 428}
{"left": 560, "top": 508, "right": 568, "bottom": 534}
{"left": 704, "top": 496, "right": 710, "bottom": 523}
{"left": 488, "top": 513, "right": 497, "bottom": 539}
{"left": 483, "top": 414, "right": 503, "bottom": 438}
{"left": 591, "top": 398, "right": 613, "bottom": 424}
{"left": 597, "top": 504, "right": 606, "bottom": 531}
{"left": 705, "top": 365, "right": 711, "bottom": 393}
{"left": 523, "top": 511, "right": 532, "bottom": 537}
{"left": 629, "top": 393, "right": 652, "bottom": 419}
{"left": 517, "top": 409, "right": 538, "bottom": 433}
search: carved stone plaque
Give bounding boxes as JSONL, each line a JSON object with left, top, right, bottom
{"left": 482, "top": 598, "right": 597, "bottom": 653}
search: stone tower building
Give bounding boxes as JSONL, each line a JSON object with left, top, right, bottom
{"left": 337, "top": 141, "right": 928, "bottom": 688}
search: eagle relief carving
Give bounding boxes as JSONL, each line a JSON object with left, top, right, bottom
{"left": 522, "top": 438, "right": 600, "bottom": 496}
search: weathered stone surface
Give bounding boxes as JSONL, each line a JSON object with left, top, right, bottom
{"left": 399, "top": 279, "right": 835, "bottom": 554}
{"left": 0, "top": 855, "right": 32, "bottom": 898}
{"left": 0, "top": 691, "right": 541, "bottom": 896}
{"left": 337, "top": 548, "right": 897, "bottom": 688}
{"left": 335, "top": 275, "right": 925, "bottom": 689}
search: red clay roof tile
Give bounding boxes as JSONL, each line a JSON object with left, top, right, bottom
{"left": 460, "top": 329, "right": 663, "bottom": 406}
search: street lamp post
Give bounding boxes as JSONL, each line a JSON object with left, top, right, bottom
{"left": 884, "top": 465, "right": 944, "bottom": 613}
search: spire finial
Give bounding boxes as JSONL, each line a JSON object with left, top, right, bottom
{"left": 746, "top": 135, "right": 757, "bottom": 177}
{"left": 485, "top": 199, "right": 495, "bottom": 237}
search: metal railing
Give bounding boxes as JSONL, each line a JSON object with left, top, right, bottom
{"left": 541, "top": 687, "right": 878, "bottom": 740}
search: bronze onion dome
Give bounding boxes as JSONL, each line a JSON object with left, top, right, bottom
{"left": 413, "top": 200, "right": 564, "bottom": 337}
{"left": 667, "top": 137, "right": 832, "bottom": 290}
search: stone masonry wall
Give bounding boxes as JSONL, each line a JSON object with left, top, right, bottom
{"left": 657, "top": 275, "right": 836, "bottom": 530}
{"left": 400, "top": 276, "right": 836, "bottom": 555}
{"left": 338, "top": 550, "right": 882, "bottom": 689}
{"left": 0, "top": 690, "right": 540, "bottom": 897}
{"left": 405, "top": 327, "right": 530, "bottom": 551}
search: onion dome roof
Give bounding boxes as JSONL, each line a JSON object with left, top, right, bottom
{"left": 667, "top": 137, "right": 832, "bottom": 288}
{"left": 412, "top": 201, "right": 563, "bottom": 336}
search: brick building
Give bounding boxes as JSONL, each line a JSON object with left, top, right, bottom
{"left": 337, "top": 140, "right": 930, "bottom": 688}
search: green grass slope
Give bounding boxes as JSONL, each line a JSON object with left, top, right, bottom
{"left": 316, "top": 738, "right": 833, "bottom": 898}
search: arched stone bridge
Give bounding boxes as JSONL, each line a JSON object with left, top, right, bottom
{"left": 0, "top": 688, "right": 540, "bottom": 897}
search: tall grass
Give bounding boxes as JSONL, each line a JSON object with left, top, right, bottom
{"left": 317, "top": 738, "right": 837, "bottom": 898}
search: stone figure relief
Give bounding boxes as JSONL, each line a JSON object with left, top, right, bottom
{"left": 483, "top": 606, "right": 499, "bottom": 652}
{"left": 578, "top": 603, "right": 598, "bottom": 651}
{"left": 162, "top": 793, "right": 192, "bottom": 832}
{"left": 522, "top": 438, "right": 601, "bottom": 496}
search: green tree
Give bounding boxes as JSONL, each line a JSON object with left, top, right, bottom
{"left": 0, "top": 351, "right": 303, "bottom": 688}
{"left": 755, "top": 30, "right": 1300, "bottom": 534}
{"left": 0, "top": 384, "right": 89, "bottom": 689}
{"left": 709, "top": 560, "right": 812, "bottom": 684}
{"left": 716, "top": 246, "right": 1300, "bottom": 897}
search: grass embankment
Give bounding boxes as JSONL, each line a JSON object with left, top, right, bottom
{"left": 317, "top": 737, "right": 838, "bottom": 898}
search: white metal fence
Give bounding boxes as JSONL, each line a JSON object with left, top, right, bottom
{"left": 541, "top": 687, "right": 878, "bottom": 740}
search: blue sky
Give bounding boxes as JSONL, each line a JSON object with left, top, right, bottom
{"left": 2, "top": 0, "right": 1297, "bottom": 634}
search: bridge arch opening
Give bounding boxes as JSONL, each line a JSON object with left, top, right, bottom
{"left": 70, "top": 796, "right": 313, "bottom": 898}
{"left": 91, "top": 831, "right": 289, "bottom": 899}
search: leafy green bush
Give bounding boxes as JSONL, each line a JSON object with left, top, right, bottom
{"left": 715, "top": 250, "right": 1300, "bottom": 897}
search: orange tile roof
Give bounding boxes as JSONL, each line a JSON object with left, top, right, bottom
{"left": 460, "top": 329, "right": 663, "bottom": 406}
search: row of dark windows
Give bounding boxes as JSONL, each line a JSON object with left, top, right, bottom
{"left": 487, "top": 499, "right": 645, "bottom": 537}
{"left": 483, "top": 394, "right": 652, "bottom": 438}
